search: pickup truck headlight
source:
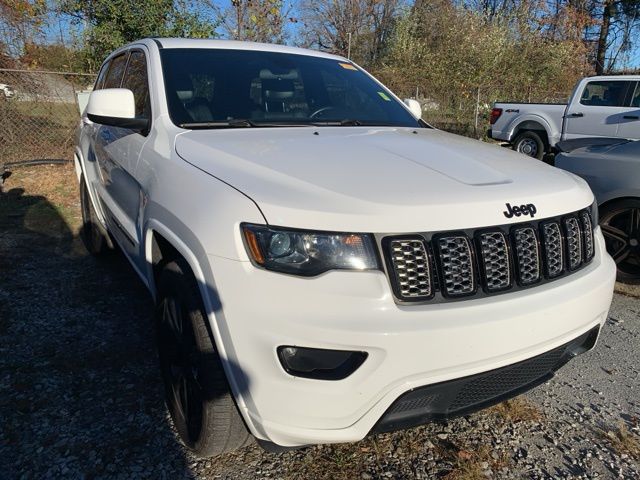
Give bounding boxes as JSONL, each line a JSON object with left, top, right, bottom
{"left": 241, "top": 224, "right": 379, "bottom": 276}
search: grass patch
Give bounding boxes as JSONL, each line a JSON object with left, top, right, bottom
{"left": 600, "top": 422, "right": 640, "bottom": 460}
{"left": 441, "top": 445, "right": 510, "bottom": 480}
{"left": 1, "top": 163, "right": 81, "bottom": 232}
{"left": 489, "top": 397, "right": 543, "bottom": 424}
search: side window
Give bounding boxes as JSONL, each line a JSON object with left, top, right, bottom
{"left": 94, "top": 61, "right": 110, "bottom": 90}
{"left": 631, "top": 82, "right": 640, "bottom": 108}
{"left": 122, "top": 50, "right": 151, "bottom": 119}
{"left": 580, "top": 81, "right": 635, "bottom": 107}
{"left": 102, "top": 53, "right": 128, "bottom": 89}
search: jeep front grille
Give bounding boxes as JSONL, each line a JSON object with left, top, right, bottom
{"left": 389, "top": 239, "right": 432, "bottom": 298}
{"left": 383, "top": 208, "right": 596, "bottom": 304}
{"left": 541, "top": 222, "right": 564, "bottom": 278}
{"left": 564, "top": 217, "right": 582, "bottom": 271}
{"left": 435, "top": 236, "right": 475, "bottom": 296}
{"left": 478, "top": 232, "right": 511, "bottom": 292}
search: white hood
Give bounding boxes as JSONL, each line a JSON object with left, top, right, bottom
{"left": 175, "top": 127, "right": 593, "bottom": 232}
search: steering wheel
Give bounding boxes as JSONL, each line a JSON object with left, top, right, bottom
{"left": 309, "top": 106, "right": 337, "bottom": 119}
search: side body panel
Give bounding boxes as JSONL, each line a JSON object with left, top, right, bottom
{"left": 491, "top": 103, "right": 566, "bottom": 146}
{"left": 563, "top": 77, "right": 640, "bottom": 140}
{"left": 555, "top": 142, "right": 640, "bottom": 205}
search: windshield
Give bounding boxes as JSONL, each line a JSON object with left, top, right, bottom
{"left": 160, "top": 48, "right": 421, "bottom": 129}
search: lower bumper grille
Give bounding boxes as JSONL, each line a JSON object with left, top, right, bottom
{"left": 382, "top": 207, "right": 596, "bottom": 304}
{"left": 372, "top": 326, "right": 600, "bottom": 434}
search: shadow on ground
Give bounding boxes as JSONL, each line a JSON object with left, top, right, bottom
{"left": 0, "top": 185, "right": 195, "bottom": 478}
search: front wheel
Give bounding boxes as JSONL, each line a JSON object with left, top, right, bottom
{"left": 513, "top": 131, "right": 546, "bottom": 160}
{"left": 155, "top": 258, "right": 252, "bottom": 457}
{"left": 600, "top": 199, "right": 640, "bottom": 284}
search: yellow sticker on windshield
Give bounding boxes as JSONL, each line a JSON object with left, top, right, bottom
{"left": 378, "top": 91, "right": 391, "bottom": 101}
{"left": 339, "top": 62, "right": 357, "bottom": 70}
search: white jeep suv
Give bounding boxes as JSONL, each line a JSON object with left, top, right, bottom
{"left": 75, "top": 38, "right": 616, "bottom": 457}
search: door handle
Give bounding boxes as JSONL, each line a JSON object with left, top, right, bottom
{"left": 623, "top": 115, "right": 639, "bottom": 120}
{"left": 568, "top": 112, "right": 584, "bottom": 118}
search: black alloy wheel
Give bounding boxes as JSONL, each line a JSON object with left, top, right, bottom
{"left": 600, "top": 199, "right": 640, "bottom": 284}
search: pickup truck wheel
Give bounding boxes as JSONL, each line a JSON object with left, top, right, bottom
{"left": 155, "top": 259, "right": 253, "bottom": 457}
{"left": 600, "top": 200, "right": 640, "bottom": 284}
{"left": 79, "top": 177, "right": 113, "bottom": 255}
{"left": 513, "top": 131, "right": 546, "bottom": 160}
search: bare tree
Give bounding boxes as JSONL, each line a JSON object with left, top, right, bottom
{"left": 299, "top": 0, "right": 402, "bottom": 63}
{"left": 214, "top": 0, "right": 289, "bottom": 43}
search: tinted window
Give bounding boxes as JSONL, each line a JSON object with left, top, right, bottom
{"left": 580, "top": 81, "right": 635, "bottom": 107}
{"left": 122, "top": 50, "right": 151, "bottom": 119}
{"left": 631, "top": 83, "right": 640, "bottom": 108}
{"left": 160, "top": 48, "right": 421, "bottom": 128}
{"left": 94, "top": 61, "right": 110, "bottom": 90}
{"left": 103, "top": 53, "right": 128, "bottom": 89}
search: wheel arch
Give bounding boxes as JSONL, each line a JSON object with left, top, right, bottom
{"left": 75, "top": 147, "right": 109, "bottom": 227}
{"left": 144, "top": 220, "right": 209, "bottom": 303}
{"left": 511, "top": 120, "right": 550, "bottom": 148}
{"left": 143, "top": 220, "right": 263, "bottom": 439}
{"left": 599, "top": 194, "right": 640, "bottom": 213}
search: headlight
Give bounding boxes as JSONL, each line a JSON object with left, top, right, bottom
{"left": 241, "top": 223, "right": 380, "bottom": 276}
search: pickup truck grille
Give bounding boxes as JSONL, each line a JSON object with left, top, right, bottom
{"left": 382, "top": 209, "right": 596, "bottom": 304}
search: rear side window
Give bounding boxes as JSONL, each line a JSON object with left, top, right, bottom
{"left": 94, "top": 61, "right": 110, "bottom": 90}
{"left": 103, "top": 53, "right": 128, "bottom": 89}
{"left": 580, "top": 81, "right": 635, "bottom": 107}
{"left": 631, "top": 83, "right": 640, "bottom": 108}
{"left": 122, "top": 50, "right": 151, "bottom": 119}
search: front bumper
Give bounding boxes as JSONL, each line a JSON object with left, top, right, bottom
{"left": 374, "top": 325, "right": 599, "bottom": 433}
{"left": 208, "top": 230, "right": 616, "bottom": 447}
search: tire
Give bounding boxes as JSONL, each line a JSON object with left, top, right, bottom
{"left": 79, "top": 177, "right": 113, "bottom": 255}
{"left": 600, "top": 199, "right": 640, "bottom": 284}
{"left": 155, "top": 258, "right": 253, "bottom": 457}
{"left": 513, "top": 131, "right": 546, "bottom": 160}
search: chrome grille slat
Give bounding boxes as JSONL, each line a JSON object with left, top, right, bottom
{"left": 580, "top": 212, "right": 594, "bottom": 261}
{"left": 389, "top": 239, "right": 432, "bottom": 298}
{"left": 513, "top": 227, "right": 540, "bottom": 285}
{"left": 478, "top": 232, "right": 511, "bottom": 291}
{"left": 541, "top": 222, "right": 564, "bottom": 278}
{"left": 384, "top": 208, "right": 596, "bottom": 303}
{"left": 564, "top": 217, "right": 582, "bottom": 270}
{"left": 437, "top": 236, "right": 475, "bottom": 296}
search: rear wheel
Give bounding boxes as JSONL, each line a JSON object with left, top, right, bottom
{"left": 155, "top": 258, "right": 252, "bottom": 457}
{"left": 600, "top": 199, "right": 640, "bottom": 284}
{"left": 79, "top": 177, "right": 113, "bottom": 255}
{"left": 513, "top": 131, "right": 546, "bottom": 160}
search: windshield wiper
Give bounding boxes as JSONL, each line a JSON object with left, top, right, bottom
{"left": 179, "top": 119, "right": 315, "bottom": 129}
{"left": 311, "top": 119, "right": 364, "bottom": 126}
{"left": 178, "top": 119, "right": 258, "bottom": 129}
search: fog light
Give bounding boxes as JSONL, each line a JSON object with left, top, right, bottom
{"left": 277, "top": 346, "right": 367, "bottom": 380}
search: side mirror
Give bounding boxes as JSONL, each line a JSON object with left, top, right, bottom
{"left": 403, "top": 98, "right": 422, "bottom": 119}
{"left": 86, "top": 88, "right": 148, "bottom": 130}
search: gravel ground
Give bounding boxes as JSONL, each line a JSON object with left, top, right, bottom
{"left": 1, "top": 164, "right": 639, "bottom": 479}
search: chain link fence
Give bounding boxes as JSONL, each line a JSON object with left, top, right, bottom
{"left": 0, "top": 69, "right": 96, "bottom": 165}
{"left": 0, "top": 69, "right": 572, "bottom": 168}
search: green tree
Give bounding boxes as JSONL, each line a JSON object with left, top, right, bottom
{"left": 58, "top": 0, "right": 216, "bottom": 69}
{"left": 21, "top": 42, "right": 85, "bottom": 71}
{"left": 0, "top": 0, "right": 47, "bottom": 56}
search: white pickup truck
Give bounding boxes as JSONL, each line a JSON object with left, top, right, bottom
{"left": 489, "top": 75, "right": 640, "bottom": 159}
